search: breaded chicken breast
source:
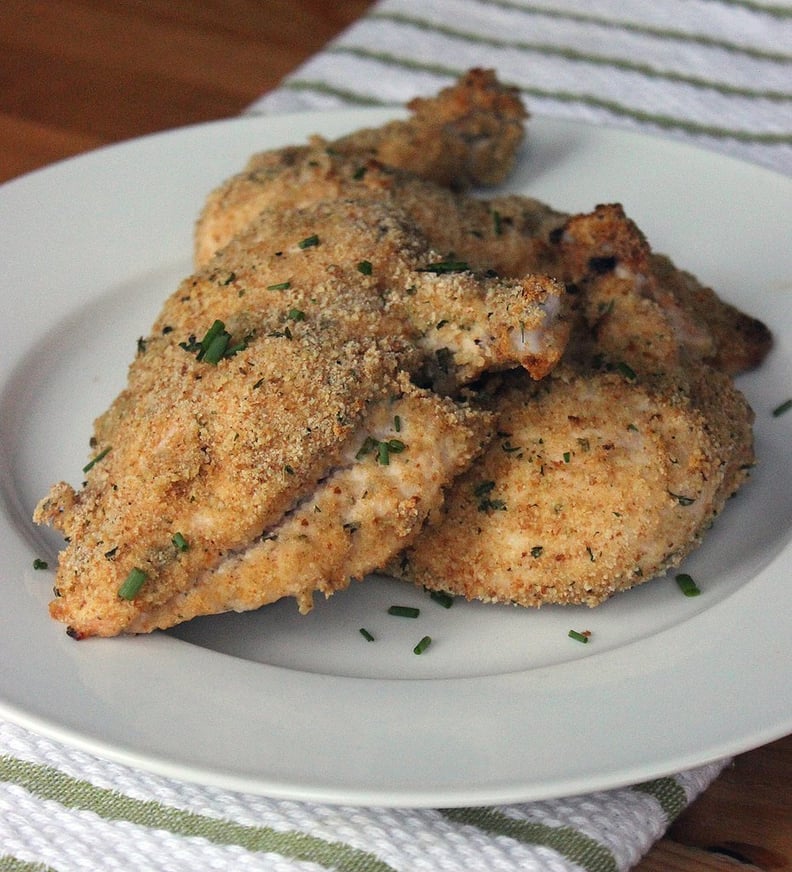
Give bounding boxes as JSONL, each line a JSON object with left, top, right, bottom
{"left": 389, "top": 361, "right": 754, "bottom": 607}
{"left": 277, "top": 67, "right": 527, "bottom": 190}
{"left": 547, "top": 204, "right": 773, "bottom": 376}
{"left": 196, "top": 159, "right": 769, "bottom": 380}
{"left": 390, "top": 204, "right": 765, "bottom": 607}
{"left": 34, "top": 198, "right": 510, "bottom": 637}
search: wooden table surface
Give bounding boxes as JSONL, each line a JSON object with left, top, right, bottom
{"left": 1, "top": 3, "right": 790, "bottom": 869}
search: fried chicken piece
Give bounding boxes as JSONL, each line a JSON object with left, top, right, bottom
{"left": 124, "top": 378, "right": 490, "bottom": 633}
{"left": 547, "top": 204, "right": 772, "bottom": 376}
{"left": 389, "top": 204, "right": 765, "bottom": 607}
{"left": 389, "top": 361, "right": 754, "bottom": 607}
{"left": 195, "top": 148, "right": 563, "bottom": 275}
{"left": 198, "top": 152, "right": 768, "bottom": 380}
{"left": 34, "top": 197, "right": 524, "bottom": 637}
{"left": 287, "top": 67, "right": 527, "bottom": 190}
{"left": 194, "top": 197, "right": 567, "bottom": 390}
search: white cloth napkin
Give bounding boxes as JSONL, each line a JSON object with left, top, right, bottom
{"left": 2, "top": 1, "right": 790, "bottom": 870}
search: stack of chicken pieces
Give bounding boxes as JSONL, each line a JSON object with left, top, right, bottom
{"left": 35, "top": 70, "right": 772, "bottom": 638}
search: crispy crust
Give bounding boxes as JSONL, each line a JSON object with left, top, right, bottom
{"left": 391, "top": 362, "right": 755, "bottom": 607}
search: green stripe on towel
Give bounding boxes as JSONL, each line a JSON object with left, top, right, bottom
{"left": 368, "top": 11, "right": 792, "bottom": 101}
{"left": 473, "top": 0, "right": 792, "bottom": 59}
{"left": 309, "top": 49, "right": 792, "bottom": 145}
{"left": 632, "top": 776, "right": 688, "bottom": 822}
{"left": 0, "top": 756, "right": 395, "bottom": 872}
{"left": 441, "top": 807, "right": 619, "bottom": 872}
{"left": 0, "top": 859, "right": 58, "bottom": 872}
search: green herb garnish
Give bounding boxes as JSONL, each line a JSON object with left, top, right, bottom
{"left": 413, "top": 635, "right": 432, "bottom": 655}
{"left": 180, "top": 319, "right": 246, "bottom": 365}
{"left": 772, "top": 398, "right": 792, "bottom": 417}
{"left": 418, "top": 260, "right": 470, "bottom": 274}
{"left": 33, "top": 558, "right": 48, "bottom": 570}
{"left": 267, "top": 281, "right": 291, "bottom": 291}
{"left": 429, "top": 590, "right": 454, "bottom": 609}
{"left": 118, "top": 567, "right": 147, "bottom": 600}
{"left": 82, "top": 445, "right": 111, "bottom": 474}
{"left": 298, "top": 234, "right": 320, "bottom": 249}
{"left": 357, "top": 260, "right": 373, "bottom": 275}
{"left": 359, "top": 627, "right": 375, "bottom": 642}
{"left": 171, "top": 532, "right": 189, "bottom": 552}
{"left": 676, "top": 573, "right": 701, "bottom": 597}
{"left": 388, "top": 605, "right": 420, "bottom": 618}
{"left": 357, "top": 436, "right": 407, "bottom": 465}
{"left": 568, "top": 629, "right": 590, "bottom": 644}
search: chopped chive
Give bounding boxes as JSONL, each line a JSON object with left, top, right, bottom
{"left": 359, "top": 627, "right": 375, "bottom": 642}
{"left": 201, "top": 331, "right": 230, "bottom": 365}
{"left": 377, "top": 441, "right": 391, "bottom": 465}
{"left": 118, "top": 567, "right": 147, "bottom": 600}
{"left": 357, "top": 260, "right": 373, "bottom": 275}
{"left": 196, "top": 319, "right": 225, "bottom": 360}
{"left": 171, "top": 532, "right": 189, "bottom": 552}
{"left": 32, "top": 558, "right": 48, "bottom": 570}
{"left": 82, "top": 445, "right": 111, "bottom": 473}
{"left": 772, "top": 398, "right": 792, "bottom": 417}
{"left": 182, "top": 319, "right": 246, "bottom": 364}
{"left": 298, "top": 234, "right": 320, "bottom": 249}
{"left": 568, "top": 629, "right": 589, "bottom": 643}
{"left": 267, "top": 281, "right": 291, "bottom": 291}
{"left": 429, "top": 590, "right": 454, "bottom": 608}
{"left": 388, "top": 605, "right": 420, "bottom": 618}
{"left": 492, "top": 209, "right": 503, "bottom": 236}
{"left": 676, "top": 573, "right": 701, "bottom": 597}
{"left": 286, "top": 308, "right": 306, "bottom": 322}
{"left": 418, "top": 260, "right": 470, "bottom": 274}
{"left": 352, "top": 165, "right": 367, "bottom": 180}
{"left": 413, "top": 635, "right": 432, "bottom": 655}
{"left": 356, "top": 435, "right": 380, "bottom": 459}
{"left": 669, "top": 491, "right": 696, "bottom": 506}
{"left": 393, "top": 415, "right": 402, "bottom": 432}
{"left": 563, "top": 451, "right": 571, "bottom": 463}
{"left": 616, "top": 361, "right": 637, "bottom": 381}
{"left": 531, "top": 546, "right": 544, "bottom": 558}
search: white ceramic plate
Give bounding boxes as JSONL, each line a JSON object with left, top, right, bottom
{"left": 0, "top": 111, "right": 790, "bottom": 807}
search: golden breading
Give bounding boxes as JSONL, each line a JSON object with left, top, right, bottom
{"left": 203, "top": 198, "right": 566, "bottom": 388}
{"left": 390, "top": 202, "right": 765, "bottom": 607}
{"left": 34, "top": 198, "right": 507, "bottom": 637}
{"left": 282, "top": 67, "right": 527, "bottom": 190}
{"left": 389, "top": 362, "right": 755, "bottom": 607}
{"left": 548, "top": 204, "right": 772, "bottom": 376}
{"left": 124, "top": 378, "right": 492, "bottom": 633}
{"left": 194, "top": 148, "right": 564, "bottom": 274}
{"left": 197, "top": 155, "right": 769, "bottom": 381}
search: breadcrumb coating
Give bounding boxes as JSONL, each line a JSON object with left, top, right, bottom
{"left": 34, "top": 198, "right": 499, "bottom": 637}
{"left": 390, "top": 362, "right": 755, "bottom": 607}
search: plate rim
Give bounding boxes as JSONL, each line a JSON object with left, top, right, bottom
{"left": 0, "top": 108, "right": 791, "bottom": 807}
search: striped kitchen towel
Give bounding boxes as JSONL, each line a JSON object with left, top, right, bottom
{"left": 0, "top": 719, "right": 728, "bottom": 872}
{"left": 250, "top": 0, "right": 792, "bottom": 176}
{"left": 1, "top": 1, "right": 789, "bottom": 870}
